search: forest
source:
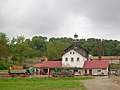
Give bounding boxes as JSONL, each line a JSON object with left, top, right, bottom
{"left": 0, "top": 32, "right": 120, "bottom": 69}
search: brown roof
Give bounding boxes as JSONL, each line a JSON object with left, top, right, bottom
{"left": 92, "top": 56, "right": 120, "bottom": 60}
{"left": 64, "top": 43, "right": 89, "bottom": 58}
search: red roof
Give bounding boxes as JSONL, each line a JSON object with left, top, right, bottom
{"left": 92, "top": 56, "right": 120, "bottom": 60}
{"left": 83, "top": 60, "right": 109, "bottom": 69}
{"left": 34, "top": 61, "right": 62, "bottom": 68}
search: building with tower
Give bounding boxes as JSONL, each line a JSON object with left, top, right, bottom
{"left": 34, "top": 34, "right": 109, "bottom": 76}
{"left": 62, "top": 34, "right": 89, "bottom": 68}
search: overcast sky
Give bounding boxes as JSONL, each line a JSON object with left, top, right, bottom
{"left": 0, "top": 0, "right": 120, "bottom": 40}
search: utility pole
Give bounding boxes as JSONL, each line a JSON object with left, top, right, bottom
{"left": 97, "top": 39, "right": 103, "bottom": 61}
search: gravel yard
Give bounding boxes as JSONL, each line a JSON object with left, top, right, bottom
{"left": 83, "top": 76, "right": 120, "bottom": 90}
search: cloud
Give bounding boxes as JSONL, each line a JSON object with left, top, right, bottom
{"left": 0, "top": 0, "right": 120, "bottom": 40}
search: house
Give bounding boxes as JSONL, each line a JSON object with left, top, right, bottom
{"left": 62, "top": 43, "right": 89, "bottom": 68}
{"left": 62, "top": 34, "right": 89, "bottom": 68}
{"left": 83, "top": 61, "right": 109, "bottom": 76}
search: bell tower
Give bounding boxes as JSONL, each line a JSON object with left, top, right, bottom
{"left": 73, "top": 33, "right": 79, "bottom": 45}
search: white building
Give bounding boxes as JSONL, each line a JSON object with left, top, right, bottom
{"left": 83, "top": 60, "right": 109, "bottom": 76}
{"left": 34, "top": 34, "right": 109, "bottom": 76}
{"left": 62, "top": 34, "right": 89, "bottom": 68}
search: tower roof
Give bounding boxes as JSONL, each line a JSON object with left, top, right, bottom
{"left": 74, "top": 33, "right": 78, "bottom": 39}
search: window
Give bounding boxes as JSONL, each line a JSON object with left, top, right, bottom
{"left": 71, "top": 57, "right": 74, "bottom": 62}
{"left": 74, "top": 46, "right": 78, "bottom": 49}
{"left": 65, "top": 58, "right": 68, "bottom": 61}
{"left": 77, "top": 57, "right": 80, "bottom": 62}
{"left": 102, "top": 69, "right": 106, "bottom": 70}
{"left": 70, "top": 52, "right": 72, "bottom": 54}
{"left": 73, "top": 52, "right": 75, "bottom": 54}
{"left": 97, "top": 70, "right": 101, "bottom": 72}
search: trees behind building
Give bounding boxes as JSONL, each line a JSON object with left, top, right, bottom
{"left": 0, "top": 32, "right": 120, "bottom": 68}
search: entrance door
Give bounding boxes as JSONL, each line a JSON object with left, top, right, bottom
{"left": 89, "top": 69, "right": 92, "bottom": 75}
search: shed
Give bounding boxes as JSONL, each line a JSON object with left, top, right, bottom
{"left": 83, "top": 60, "right": 109, "bottom": 76}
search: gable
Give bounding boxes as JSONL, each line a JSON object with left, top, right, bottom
{"left": 62, "top": 49, "right": 87, "bottom": 68}
{"left": 63, "top": 43, "right": 89, "bottom": 58}
{"left": 63, "top": 49, "right": 82, "bottom": 57}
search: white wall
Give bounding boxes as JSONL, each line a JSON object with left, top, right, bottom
{"left": 92, "top": 69, "right": 108, "bottom": 75}
{"left": 62, "top": 49, "right": 87, "bottom": 68}
{"left": 84, "top": 68, "right": 108, "bottom": 75}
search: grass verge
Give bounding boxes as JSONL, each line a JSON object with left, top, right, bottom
{"left": 0, "top": 77, "right": 93, "bottom": 90}
{"left": 0, "top": 70, "right": 8, "bottom": 72}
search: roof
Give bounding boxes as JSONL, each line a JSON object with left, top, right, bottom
{"left": 33, "top": 61, "right": 62, "bottom": 68}
{"left": 63, "top": 43, "right": 89, "bottom": 58}
{"left": 92, "top": 56, "right": 120, "bottom": 60}
{"left": 83, "top": 60, "right": 109, "bottom": 69}
{"left": 64, "top": 43, "right": 89, "bottom": 52}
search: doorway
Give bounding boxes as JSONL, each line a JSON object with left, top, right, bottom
{"left": 89, "top": 69, "right": 92, "bottom": 75}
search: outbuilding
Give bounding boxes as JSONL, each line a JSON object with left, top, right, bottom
{"left": 83, "top": 60, "right": 109, "bottom": 76}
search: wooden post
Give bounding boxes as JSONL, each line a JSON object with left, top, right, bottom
{"left": 48, "top": 68, "right": 50, "bottom": 77}
{"left": 119, "top": 59, "right": 120, "bottom": 64}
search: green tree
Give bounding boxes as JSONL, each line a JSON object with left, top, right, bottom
{"left": 0, "top": 32, "right": 9, "bottom": 61}
{"left": 10, "top": 36, "right": 35, "bottom": 64}
{"left": 30, "top": 36, "right": 47, "bottom": 57}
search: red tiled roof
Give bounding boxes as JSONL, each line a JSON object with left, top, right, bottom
{"left": 34, "top": 61, "right": 62, "bottom": 68}
{"left": 83, "top": 60, "right": 109, "bottom": 69}
{"left": 92, "top": 56, "right": 120, "bottom": 60}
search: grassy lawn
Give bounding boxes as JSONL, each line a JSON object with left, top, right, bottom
{"left": 0, "top": 77, "right": 92, "bottom": 90}
{"left": 0, "top": 70, "right": 8, "bottom": 72}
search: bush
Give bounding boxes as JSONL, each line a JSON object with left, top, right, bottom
{"left": 0, "top": 61, "right": 20, "bottom": 70}
{"left": 0, "top": 62, "right": 8, "bottom": 70}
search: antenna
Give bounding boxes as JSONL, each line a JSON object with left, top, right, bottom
{"left": 97, "top": 39, "right": 103, "bottom": 61}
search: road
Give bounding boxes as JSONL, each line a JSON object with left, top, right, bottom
{"left": 83, "top": 76, "right": 120, "bottom": 90}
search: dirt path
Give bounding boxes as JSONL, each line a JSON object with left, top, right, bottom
{"left": 83, "top": 76, "right": 120, "bottom": 90}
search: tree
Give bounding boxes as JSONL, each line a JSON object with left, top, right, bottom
{"left": 10, "top": 36, "right": 35, "bottom": 64}
{"left": 112, "top": 44, "right": 120, "bottom": 56}
{"left": 46, "top": 37, "right": 72, "bottom": 60}
{"left": 30, "top": 36, "right": 47, "bottom": 57}
{"left": 46, "top": 42, "right": 57, "bottom": 60}
{"left": 0, "top": 32, "right": 9, "bottom": 61}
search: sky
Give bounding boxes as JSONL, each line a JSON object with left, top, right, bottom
{"left": 0, "top": 0, "right": 120, "bottom": 40}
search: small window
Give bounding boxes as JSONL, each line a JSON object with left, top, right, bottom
{"left": 77, "top": 57, "right": 80, "bottom": 62}
{"left": 71, "top": 58, "right": 74, "bottom": 62}
{"left": 102, "top": 69, "right": 106, "bottom": 70}
{"left": 65, "top": 58, "right": 68, "bottom": 61}
{"left": 73, "top": 52, "right": 75, "bottom": 54}
{"left": 70, "top": 52, "right": 72, "bottom": 54}
{"left": 74, "top": 46, "right": 77, "bottom": 49}
{"left": 97, "top": 70, "right": 101, "bottom": 72}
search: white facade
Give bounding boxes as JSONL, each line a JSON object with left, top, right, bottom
{"left": 62, "top": 49, "right": 87, "bottom": 68}
{"left": 83, "top": 68, "right": 108, "bottom": 76}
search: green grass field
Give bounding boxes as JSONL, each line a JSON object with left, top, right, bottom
{"left": 0, "top": 77, "right": 92, "bottom": 90}
{"left": 0, "top": 70, "right": 8, "bottom": 72}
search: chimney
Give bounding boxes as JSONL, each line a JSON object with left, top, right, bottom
{"left": 98, "top": 56, "right": 102, "bottom": 61}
